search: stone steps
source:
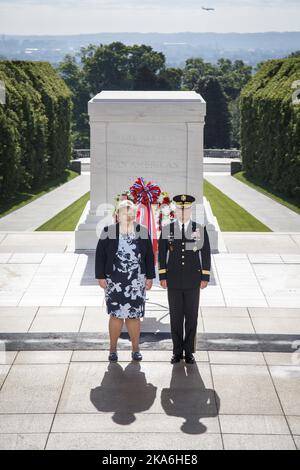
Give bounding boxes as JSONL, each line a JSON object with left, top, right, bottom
{"left": 1, "top": 332, "right": 299, "bottom": 353}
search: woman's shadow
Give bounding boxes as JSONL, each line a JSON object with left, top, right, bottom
{"left": 90, "top": 362, "right": 157, "bottom": 425}
{"left": 161, "top": 362, "right": 220, "bottom": 434}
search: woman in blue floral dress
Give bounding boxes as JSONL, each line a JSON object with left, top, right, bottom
{"left": 95, "top": 200, "right": 156, "bottom": 362}
{"left": 105, "top": 231, "right": 146, "bottom": 319}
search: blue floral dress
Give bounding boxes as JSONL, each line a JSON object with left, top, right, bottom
{"left": 104, "top": 231, "right": 146, "bottom": 319}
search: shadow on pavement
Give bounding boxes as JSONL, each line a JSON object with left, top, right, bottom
{"left": 161, "top": 362, "right": 220, "bottom": 434}
{"left": 90, "top": 361, "right": 157, "bottom": 425}
{"left": 90, "top": 360, "right": 220, "bottom": 434}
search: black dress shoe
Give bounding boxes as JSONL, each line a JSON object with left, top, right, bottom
{"left": 170, "top": 354, "right": 183, "bottom": 364}
{"left": 185, "top": 354, "right": 196, "bottom": 364}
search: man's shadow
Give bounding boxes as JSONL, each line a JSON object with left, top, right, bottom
{"left": 90, "top": 362, "right": 157, "bottom": 425}
{"left": 161, "top": 362, "right": 220, "bottom": 434}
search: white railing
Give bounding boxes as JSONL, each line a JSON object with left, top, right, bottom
{"left": 73, "top": 149, "right": 90, "bottom": 159}
{"left": 73, "top": 148, "right": 241, "bottom": 159}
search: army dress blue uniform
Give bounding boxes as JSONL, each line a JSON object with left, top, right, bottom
{"left": 158, "top": 196, "right": 211, "bottom": 361}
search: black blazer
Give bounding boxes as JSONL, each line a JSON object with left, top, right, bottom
{"left": 95, "top": 222, "right": 156, "bottom": 280}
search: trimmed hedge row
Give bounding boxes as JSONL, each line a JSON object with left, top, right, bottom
{"left": 0, "top": 61, "right": 72, "bottom": 198}
{"left": 240, "top": 58, "right": 300, "bottom": 202}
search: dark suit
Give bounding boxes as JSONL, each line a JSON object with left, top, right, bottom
{"left": 158, "top": 219, "right": 211, "bottom": 356}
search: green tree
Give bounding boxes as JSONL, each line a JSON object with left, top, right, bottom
{"left": 288, "top": 51, "right": 300, "bottom": 58}
{"left": 58, "top": 42, "right": 183, "bottom": 148}
{"left": 157, "top": 67, "right": 183, "bottom": 90}
{"left": 58, "top": 54, "right": 90, "bottom": 148}
{"left": 182, "top": 57, "right": 251, "bottom": 147}
{"left": 182, "top": 57, "right": 207, "bottom": 90}
{"left": 195, "top": 76, "right": 232, "bottom": 149}
{"left": 81, "top": 42, "right": 130, "bottom": 93}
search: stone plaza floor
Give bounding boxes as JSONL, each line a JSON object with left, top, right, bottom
{"left": 1, "top": 231, "right": 300, "bottom": 309}
{"left": 0, "top": 350, "right": 299, "bottom": 450}
{"left": 0, "top": 230, "right": 300, "bottom": 449}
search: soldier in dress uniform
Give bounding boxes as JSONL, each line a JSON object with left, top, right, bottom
{"left": 158, "top": 194, "right": 211, "bottom": 364}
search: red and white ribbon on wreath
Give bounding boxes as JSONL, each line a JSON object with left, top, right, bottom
{"left": 130, "top": 177, "right": 161, "bottom": 264}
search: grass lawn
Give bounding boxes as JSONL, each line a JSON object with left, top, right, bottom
{"left": 0, "top": 169, "right": 79, "bottom": 219}
{"left": 36, "top": 191, "right": 90, "bottom": 231}
{"left": 36, "top": 179, "right": 272, "bottom": 232}
{"left": 233, "top": 171, "right": 300, "bottom": 215}
{"left": 204, "top": 179, "right": 271, "bottom": 232}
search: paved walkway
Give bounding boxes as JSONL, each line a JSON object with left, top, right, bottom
{"left": 0, "top": 242, "right": 299, "bottom": 450}
{"left": 0, "top": 174, "right": 90, "bottom": 231}
{"left": 0, "top": 349, "right": 299, "bottom": 450}
{"left": 0, "top": 219, "right": 300, "bottom": 448}
{"left": 0, "top": 231, "right": 300, "bottom": 308}
{"left": 204, "top": 174, "right": 300, "bottom": 232}
{"left": 1, "top": 304, "right": 300, "bottom": 335}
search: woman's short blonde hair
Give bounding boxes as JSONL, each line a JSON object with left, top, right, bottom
{"left": 116, "top": 199, "right": 137, "bottom": 215}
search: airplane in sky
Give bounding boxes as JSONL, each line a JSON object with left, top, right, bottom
{"left": 201, "top": 6, "right": 215, "bottom": 11}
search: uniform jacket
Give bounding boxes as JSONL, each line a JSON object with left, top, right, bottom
{"left": 158, "top": 219, "right": 211, "bottom": 288}
{"left": 95, "top": 222, "right": 156, "bottom": 280}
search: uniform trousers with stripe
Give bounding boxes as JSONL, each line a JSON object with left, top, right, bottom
{"left": 167, "top": 287, "right": 200, "bottom": 356}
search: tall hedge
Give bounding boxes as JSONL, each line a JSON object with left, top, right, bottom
{"left": 0, "top": 61, "right": 72, "bottom": 199}
{"left": 240, "top": 58, "right": 300, "bottom": 202}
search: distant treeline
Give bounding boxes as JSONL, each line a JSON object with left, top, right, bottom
{"left": 2, "top": 31, "right": 300, "bottom": 68}
{"left": 0, "top": 61, "right": 72, "bottom": 199}
{"left": 58, "top": 41, "right": 252, "bottom": 150}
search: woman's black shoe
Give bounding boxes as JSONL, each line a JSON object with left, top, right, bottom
{"left": 170, "top": 354, "right": 183, "bottom": 364}
{"left": 108, "top": 352, "right": 118, "bottom": 362}
{"left": 132, "top": 351, "right": 143, "bottom": 361}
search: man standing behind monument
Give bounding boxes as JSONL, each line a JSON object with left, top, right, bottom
{"left": 158, "top": 195, "right": 211, "bottom": 364}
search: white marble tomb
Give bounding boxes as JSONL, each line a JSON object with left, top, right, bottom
{"left": 75, "top": 90, "right": 218, "bottom": 250}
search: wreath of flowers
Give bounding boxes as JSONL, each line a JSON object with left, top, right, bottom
{"left": 156, "top": 191, "right": 176, "bottom": 231}
{"left": 113, "top": 179, "right": 175, "bottom": 231}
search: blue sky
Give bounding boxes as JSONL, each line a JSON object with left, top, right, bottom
{"left": 0, "top": 0, "right": 299, "bottom": 35}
